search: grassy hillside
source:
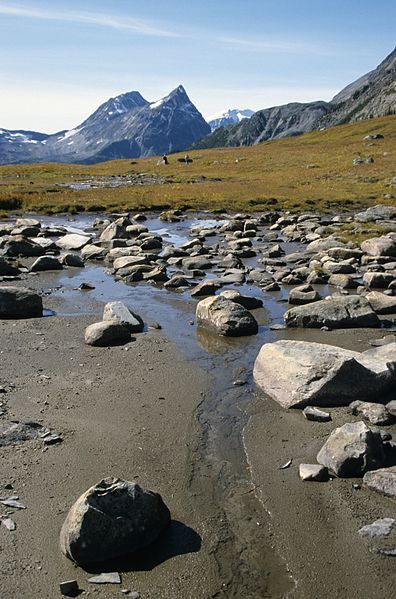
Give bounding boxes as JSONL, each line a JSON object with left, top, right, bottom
{"left": 0, "top": 115, "right": 395, "bottom": 215}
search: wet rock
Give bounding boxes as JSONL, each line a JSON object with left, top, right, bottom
{"left": 100, "top": 222, "right": 127, "bottom": 241}
{"left": 30, "top": 256, "right": 63, "bottom": 272}
{"left": 284, "top": 295, "right": 379, "bottom": 328}
{"left": 328, "top": 273, "right": 359, "bottom": 289}
{"left": 126, "top": 224, "right": 148, "bottom": 236}
{"left": 327, "top": 247, "right": 363, "bottom": 260}
{"left": 303, "top": 406, "right": 331, "bottom": 422}
{"left": 142, "top": 266, "right": 168, "bottom": 282}
{"left": 299, "top": 464, "right": 328, "bottom": 482}
{"left": 81, "top": 244, "right": 107, "bottom": 261}
{"left": 113, "top": 256, "right": 148, "bottom": 270}
{"left": 196, "top": 295, "right": 258, "bottom": 337}
{"left": 84, "top": 322, "right": 131, "bottom": 346}
{"left": 358, "top": 518, "right": 395, "bottom": 537}
{"left": 363, "top": 466, "right": 396, "bottom": 498}
{"left": 0, "top": 257, "right": 20, "bottom": 276}
{"left": 103, "top": 301, "right": 144, "bottom": 333}
{"left": 4, "top": 237, "right": 45, "bottom": 257}
{"left": 356, "top": 205, "right": 395, "bottom": 222}
{"left": 219, "top": 289, "right": 263, "bottom": 309}
{"left": 56, "top": 234, "right": 91, "bottom": 250}
{"left": 363, "top": 271, "right": 395, "bottom": 289}
{"left": 182, "top": 256, "right": 213, "bottom": 271}
{"left": 191, "top": 280, "right": 222, "bottom": 297}
{"left": 12, "top": 224, "right": 41, "bottom": 237}
{"left": 253, "top": 340, "right": 396, "bottom": 409}
{"left": 306, "top": 236, "right": 345, "bottom": 252}
{"left": 15, "top": 217, "right": 41, "bottom": 228}
{"left": 60, "top": 254, "right": 85, "bottom": 267}
{"left": 0, "top": 286, "right": 43, "bottom": 318}
{"left": 317, "top": 421, "right": 385, "bottom": 477}
{"left": 60, "top": 478, "right": 171, "bottom": 564}
{"left": 361, "top": 236, "right": 396, "bottom": 257}
{"left": 350, "top": 401, "right": 394, "bottom": 426}
{"left": 164, "top": 275, "right": 192, "bottom": 289}
{"left": 288, "top": 284, "right": 321, "bottom": 305}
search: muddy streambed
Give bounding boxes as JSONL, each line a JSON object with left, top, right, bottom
{"left": 1, "top": 212, "right": 395, "bottom": 599}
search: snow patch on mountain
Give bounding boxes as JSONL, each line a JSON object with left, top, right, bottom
{"left": 207, "top": 108, "right": 254, "bottom": 131}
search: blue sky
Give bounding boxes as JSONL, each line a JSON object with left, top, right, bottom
{"left": 0, "top": 0, "right": 395, "bottom": 132}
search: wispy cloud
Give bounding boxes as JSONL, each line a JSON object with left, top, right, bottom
{"left": 218, "top": 35, "right": 333, "bottom": 55}
{"left": 0, "top": 1, "right": 179, "bottom": 38}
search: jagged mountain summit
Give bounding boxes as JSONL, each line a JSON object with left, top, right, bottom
{"left": 207, "top": 108, "right": 254, "bottom": 131}
{"left": 193, "top": 46, "right": 396, "bottom": 150}
{"left": 0, "top": 85, "right": 210, "bottom": 165}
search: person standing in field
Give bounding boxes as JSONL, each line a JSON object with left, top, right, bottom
{"left": 184, "top": 153, "right": 190, "bottom": 165}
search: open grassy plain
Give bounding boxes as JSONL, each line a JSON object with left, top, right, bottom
{"left": 0, "top": 115, "right": 395, "bottom": 216}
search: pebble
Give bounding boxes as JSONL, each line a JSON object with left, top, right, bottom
{"left": 88, "top": 572, "right": 121, "bottom": 584}
{"left": 59, "top": 580, "right": 79, "bottom": 596}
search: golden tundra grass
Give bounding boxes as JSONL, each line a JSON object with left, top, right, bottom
{"left": 0, "top": 115, "right": 395, "bottom": 215}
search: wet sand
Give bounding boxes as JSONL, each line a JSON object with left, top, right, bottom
{"left": 1, "top": 212, "right": 396, "bottom": 598}
{"left": 0, "top": 301, "right": 220, "bottom": 597}
{"left": 244, "top": 327, "right": 396, "bottom": 599}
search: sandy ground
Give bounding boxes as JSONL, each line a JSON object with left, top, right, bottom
{"left": 244, "top": 327, "right": 396, "bottom": 599}
{"left": 1, "top": 245, "right": 396, "bottom": 598}
{"left": 0, "top": 302, "right": 221, "bottom": 598}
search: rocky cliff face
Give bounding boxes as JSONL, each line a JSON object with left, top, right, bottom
{"left": 193, "top": 101, "right": 329, "bottom": 149}
{"left": 0, "top": 86, "right": 210, "bottom": 165}
{"left": 320, "top": 47, "right": 396, "bottom": 127}
{"left": 193, "top": 47, "right": 396, "bottom": 150}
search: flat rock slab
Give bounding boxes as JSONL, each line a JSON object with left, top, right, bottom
{"left": 0, "top": 286, "right": 43, "bottom": 318}
{"left": 363, "top": 466, "right": 396, "bottom": 498}
{"left": 284, "top": 295, "right": 379, "bottom": 329}
{"left": 358, "top": 518, "right": 395, "bottom": 537}
{"left": 56, "top": 233, "right": 91, "bottom": 250}
{"left": 88, "top": 572, "right": 121, "bottom": 584}
{"left": 253, "top": 340, "right": 396, "bottom": 408}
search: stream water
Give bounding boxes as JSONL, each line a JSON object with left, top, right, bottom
{"left": 28, "top": 213, "right": 329, "bottom": 596}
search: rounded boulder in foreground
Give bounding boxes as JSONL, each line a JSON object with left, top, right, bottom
{"left": 84, "top": 321, "right": 130, "bottom": 346}
{"left": 60, "top": 478, "right": 171, "bottom": 564}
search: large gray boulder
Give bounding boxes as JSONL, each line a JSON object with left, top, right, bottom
{"left": 4, "top": 237, "right": 45, "bottom": 257}
{"left": 363, "top": 272, "right": 395, "bottom": 289}
{"left": 100, "top": 222, "right": 127, "bottom": 241}
{"left": 366, "top": 291, "right": 396, "bottom": 314}
{"left": 102, "top": 301, "right": 144, "bottom": 333}
{"left": 361, "top": 236, "right": 396, "bottom": 257}
{"left": 196, "top": 295, "right": 258, "bottom": 336}
{"left": 284, "top": 295, "right": 379, "bottom": 328}
{"left": 363, "top": 466, "right": 396, "bottom": 498}
{"left": 30, "top": 256, "right": 63, "bottom": 272}
{"left": 84, "top": 321, "right": 131, "bottom": 346}
{"left": 0, "top": 286, "right": 43, "bottom": 318}
{"left": 350, "top": 400, "right": 393, "bottom": 426}
{"left": 60, "top": 478, "right": 170, "bottom": 564}
{"left": 253, "top": 340, "right": 396, "bottom": 408}
{"left": 317, "top": 421, "right": 385, "bottom": 477}
{"left": 56, "top": 234, "right": 91, "bottom": 250}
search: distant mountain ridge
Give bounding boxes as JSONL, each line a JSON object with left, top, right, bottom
{"left": 0, "top": 85, "right": 210, "bottom": 165}
{"left": 193, "top": 46, "right": 396, "bottom": 150}
{"left": 208, "top": 108, "right": 254, "bottom": 131}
